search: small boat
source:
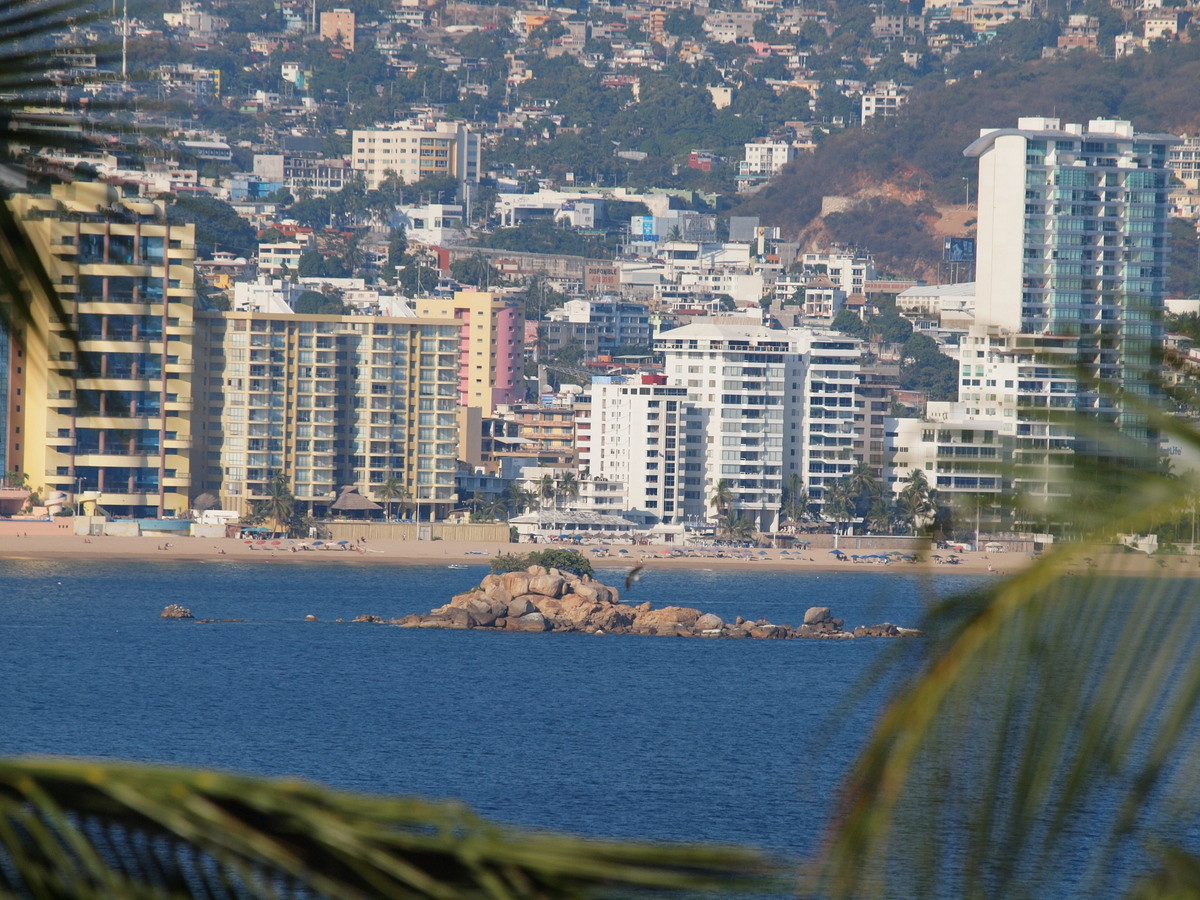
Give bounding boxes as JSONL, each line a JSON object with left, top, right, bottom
{"left": 447, "top": 564, "right": 469, "bottom": 570}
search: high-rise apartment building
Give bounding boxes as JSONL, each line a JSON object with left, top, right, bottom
{"left": 582, "top": 325, "right": 889, "bottom": 530}
{"left": 795, "top": 332, "right": 864, "bottom": 502}
{"left": 657, "top": 323, "right": 802, "bottom": 532}
{"left": 351, "top": 121, "right": 481, "bottom": 191}
{"left": 10, "top": 183, "right": 197, "bottom": 517}
{"left": 967, "top": 118, "right": 1174, "bottom": 425}
{"left": 884, "top": 119, "right": 1176, "bottom": 521}
{"left": 193, "top": 312, "right": 462, "bottom": 520}
{"left": 964, "top": 117, "right": 1176, "bottom": 500}
{"left": 580, "top": 375, "right": 697, "bottom": 522}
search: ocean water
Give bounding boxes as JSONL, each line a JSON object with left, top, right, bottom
{"left": 0, "top": 559, "right": 983, "bottom": 864}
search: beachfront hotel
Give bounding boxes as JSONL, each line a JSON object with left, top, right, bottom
{"left": 192, "top": 311, "right": 462, "bottom": 520}
{"left": 8, "top": 182, "right": 198, "bottom": 517}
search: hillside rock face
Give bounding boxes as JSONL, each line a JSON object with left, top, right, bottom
{"left": 389, "top": 567, "right": 919, "bottom": 640}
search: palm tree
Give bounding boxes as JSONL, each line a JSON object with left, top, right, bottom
{"left": 254, "top": 471, "right": 296, "bottom": 535}
{"left": 532, "top": 323, "right": 550, "bottom": 363}
{"left": 373, "top": 474, "right": 406, "bottom": 521}
{"left": 865, "top": 493, "right": 893, "bottom": 534}
{"left": 717, "top": 514, "right": 756, "bottom": 543}
{"left": 822, "top": 479, "right": 854, "bottom": 534}
{"left": 896, "top": 468, "right": 934, "bottom": 535}
{"left": 538, "top": 472, "right": 556, "bottom": 509}
{"left": 847, "top": 461, "right": 882, "bottom": 508}
{"left": 710, "top": 479, "right": 734, "bottom": 519}
{"left": 480, "top": 496, "right": 509, "bottom": 522}
{"left": 782, "top": 473, "right": 811, "bottom": 526}
{"left": 556, "top": 471, "right": 579, "bottom": 510}
{"left": 500, "top": 482, "right": 531, "bottom": 517}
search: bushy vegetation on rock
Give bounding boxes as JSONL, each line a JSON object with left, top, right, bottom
{"left": 490, "top": 549, "right": 594, "bottom": 578}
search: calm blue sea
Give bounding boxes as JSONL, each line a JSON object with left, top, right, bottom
{"left": 0, "top": 559, "right": 983, "bottom": 865}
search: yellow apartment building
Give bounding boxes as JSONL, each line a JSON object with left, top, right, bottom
{"left": 193, "top": 311, "right": 462, "bottom": 521}
{"left": 9, "top": 182, "right": 197, "bottom": 517}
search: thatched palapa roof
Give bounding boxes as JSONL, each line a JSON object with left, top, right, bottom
{"left": 330, "top": 486, "right": 383, "bottom": 512}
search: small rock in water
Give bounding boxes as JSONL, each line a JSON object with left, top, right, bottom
{"left": 159, "top": 605, "right": 193, "bottom": 619}
{"left": 803, "top": 606, "right": 832, "bottom": 625}
{"left": 304, "top": 614, "right": 318, "bottom": 622}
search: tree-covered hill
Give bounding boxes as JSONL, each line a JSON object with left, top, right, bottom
{"left": 738, "top": 42, "right": 1200, "bottom": 242}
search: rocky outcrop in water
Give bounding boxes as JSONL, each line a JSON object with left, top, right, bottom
{"left": 159, "top": 605, "right": 193, "bottom": 619}
{"left": 386, "top": 567, "right": 919, "bottom": 640}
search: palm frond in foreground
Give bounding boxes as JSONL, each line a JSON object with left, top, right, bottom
{"left": 0, "top": 0, "right": 106, "bottom": 338}
{"left": 0, "top": 757, "right": 774, "bottom": 899}
{"left": 816, "top": 403, "right": 1200, "bottom": 898}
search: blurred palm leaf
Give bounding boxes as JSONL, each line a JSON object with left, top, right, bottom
{"left": 0, "top": 758, "right": 773, "bottom": 898}
{"left": 0, "top": 0, "right": 107, "bottom": 341}
{"left": 816, "top": 397, "right": 1200, "bottom": 898}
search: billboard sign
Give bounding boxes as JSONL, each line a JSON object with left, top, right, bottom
{"left": 944, "top": 237, "right": 976, "bottom": 262}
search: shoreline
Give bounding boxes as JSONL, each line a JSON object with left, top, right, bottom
{"left": 0, "top": 530, "right": 1084, "bottom": 576}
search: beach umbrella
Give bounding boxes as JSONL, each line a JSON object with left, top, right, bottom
{"left": 758, "top": 550, "right": 768, "bottom": 555}
{"left": 312, "top": 541, "right": 324, "bottom": 547}
{"left": 618, "top": 548, "right": 629, "bottom": 554}
{"left": 828, "top": 549, "right": 843, "bottom": 555}
{"left": 270, "top": 540, "right": 281, "bottom": 546}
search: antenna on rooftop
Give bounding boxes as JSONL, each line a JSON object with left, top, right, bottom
{"left": 121, "top": 0, "right": 128, "bottom": 82}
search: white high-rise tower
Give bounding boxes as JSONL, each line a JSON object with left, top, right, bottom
{"left": 965, "top": 117, "right": 1176, "bottom": 443}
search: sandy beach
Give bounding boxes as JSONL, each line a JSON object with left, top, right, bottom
{"left": 0, "top": 522, "right": 1072, "bottom": 576}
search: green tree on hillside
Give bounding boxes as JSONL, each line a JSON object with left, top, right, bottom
{"left": 902, "top": 332, "right": 960, "bottom": 401}
{"left": 166, "top": 194, "right": 257, "bottom": 258}
{"left": 1169, "top": 218, "right": 1200, "bottom": 298}
{"left": 832, "top": 309, "right": 867, "bottom": 337}
{"left": 293, "top": 291, "right": 346, "bottom": 315}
